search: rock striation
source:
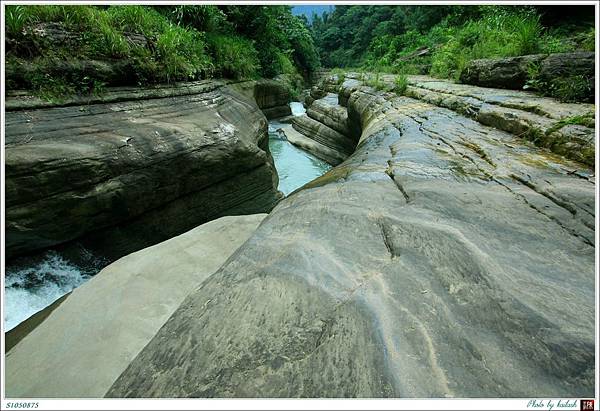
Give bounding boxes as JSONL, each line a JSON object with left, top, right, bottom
{"left": 105, "top": 74, "right": 594, "bottom": 398}
{"left": 231, "top": 79, "right": 293, "bottom": 119}
{"left": 403, "top": 75, "right": 595, "bottom": 166}
{"left": 5, "top": 80, "right": 283, "bottom": 260}
{"left": 289, "top": 77, "right": 359, "bottom": 166}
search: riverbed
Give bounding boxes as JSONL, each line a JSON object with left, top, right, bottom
{"left": 268, "top": 102, "right": 332, "bottom": 195}
{"left": 4, "top": 101, "right": 332, "bottom": 331}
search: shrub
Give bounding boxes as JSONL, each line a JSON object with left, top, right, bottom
{"left": 394, "top": 74, "right": 408, "bottom": 94}
{"left": 207, "top": 34, "right": 259, "bottom": 79}
{"left": 156, "top": 24, "right": 212, "bottom": 81}
{"left": 107, "top": 5, "right": 167, "bottom": 35}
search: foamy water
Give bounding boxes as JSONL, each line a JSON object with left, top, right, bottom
{"left": 4, "top": 250, "right": 104, "bottom": 331}
{"left": 290, "top": 101, "right": 306, "bottom": 116}
{"left": 4, "top": 100, "right": 319, "bottom": 331}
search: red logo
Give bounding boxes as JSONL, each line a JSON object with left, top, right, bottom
{"left": 581, "top": 399, "right": 595, "bottom": 411}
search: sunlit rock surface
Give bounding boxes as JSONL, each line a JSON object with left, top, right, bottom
{"left": 5, "top": 81, "right": 282, "bottom": 260}
{"left": 105, "top": 76, "right": 594, "bottom": 398}
{"left": 5, "top": 215, "right": 267, "bottom": 398}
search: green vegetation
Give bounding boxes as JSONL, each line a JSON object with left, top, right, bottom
{"left": 394, "top": 74, "right": 408, "bottom": 95}
{"left": 5, "top": 5, "right": 319, "bottom": 100}
{"left": 6, "top": 4, "right": 595, "bottom": 103}
{"left": 365, "top": 72, "right": 385, "bottom": 91}
{"left": 525, "top": 60, "right": 593, "bottom": 102}
{"left": 310, "top": 5, "right": 594, "bottom": 84}
{"left": 545, "top": 114, "right": 596, "bottom": 135}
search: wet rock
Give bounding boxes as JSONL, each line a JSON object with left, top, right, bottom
{"left": 231, "top": 79, "right": 292, "bottom": 119}
{"left": 5, "top": 81, "right": 282, "bottom": 260}
{"left": 278, "top": 123, "right": 347, "bottom": 166}
{"left": 5, "top": 214, "right": 267, "bottom": 398}
{"left": 106, "top": 77, "right": 594, "bottom": 398}
{"left": 291, "top": 114, "right": 356, "bottom": 163}
{"left": 306, "top": 93, "right": 350, "bottom": 136}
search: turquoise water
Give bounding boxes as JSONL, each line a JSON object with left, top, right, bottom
{"left": 268, "top": 103, "right": 332, "bottom": 195}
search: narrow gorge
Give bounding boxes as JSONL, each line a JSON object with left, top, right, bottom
{"left": 2, "top": 3, "right": 596, "bottom": 404}
{"left": 5, "top": 68, "right": 596, "bottom": 398}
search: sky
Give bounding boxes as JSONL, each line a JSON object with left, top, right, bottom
{"left": 291, "top": 5, "right": 334, "bottom": 22}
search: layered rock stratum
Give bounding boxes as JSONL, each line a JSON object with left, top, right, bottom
{"left": 5, "top": 80, "right": 284, "bottom": 260}
{"left": 5, "top": 72, "right": 595, "bottom": 398}
{"left": 106, "top": 74, "right": 594, "bottom": 397}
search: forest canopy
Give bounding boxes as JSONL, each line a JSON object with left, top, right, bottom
{"left": 4, "top": 4, "right": 595, "bottom": 101}
{"left": 310, "top": 5, "right": 595, "bottom": 77}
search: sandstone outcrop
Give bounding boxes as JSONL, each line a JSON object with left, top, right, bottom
{"left": 5, "top": 215, "right": 267, "bottom": 398}
{"left": 105, "top": 75, "right": 594, "bottom": 398}
{"left": 459, "top": 54, "right": 547, "bottom": 89}
{"left": 288, "top": 76, "right": 359, "bottom": 166}
{"left": 231, "top": 79, "right": 293, "bottom": 119}
{"left": 403, "top": 75, "right": 595, "bottom": 166}
{"left": 460, "top": 52, "right": 595, "bottom": 101}
{"left": 5, "top": 81, "right": 283, "bottom": 260}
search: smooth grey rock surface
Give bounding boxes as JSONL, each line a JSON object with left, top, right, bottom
{"left": 291, "top": 114, "right": 356, "bottom": 162}
{"left": 5, "top": 214, "right": 267, "bottom": 398}
{"left": 231, "top": 79, "right": 293, "bottom": 119}
{"left": 106, "top": 77, "right": 595, "bottom": 398}
{"left": 5, "top": 81, "right": 282, "bottom": 259}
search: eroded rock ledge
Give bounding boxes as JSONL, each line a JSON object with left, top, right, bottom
{"left": 105, "top": 75, "right": 594, "bottom": 397}
{"left": 287, "top": 77, "right": 359, "bottom": 165}
{"left": 5, "top": 80, "right": 285, "bottom": 260}
{"left": 5, "top": 214, "right": 267, "bottom": 398}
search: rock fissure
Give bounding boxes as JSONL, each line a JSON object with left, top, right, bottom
{"left": 492, "top": 177, "right": 594, "bottom": 247}
{"left": 385, "top": 160, "right": 411, "bottom": 203}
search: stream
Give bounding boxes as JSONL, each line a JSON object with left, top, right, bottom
{"left": 268, "top": 102, "right": 332, "bottom": 195}
{"left": 4, "top": 101, "right": 332, "bottom": 331}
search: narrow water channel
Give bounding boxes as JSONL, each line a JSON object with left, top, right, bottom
{"left": 268, "top": 102, "right": 332, "bottom": 195}
{"left": 4, "top": 101, "right": 332, "bottom": 331}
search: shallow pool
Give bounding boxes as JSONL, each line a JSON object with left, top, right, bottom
{"left": 268, "top": 103, "right": 332, "bottom": 195}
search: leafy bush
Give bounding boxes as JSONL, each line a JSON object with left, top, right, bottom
{"left": 166, "top": 5, "right": 229, "bottom": 33}
{"left": 156, "top": 24, "right": 212, "bottom": 81}
{"left": 207, "top": 34, "right": 259, "bottom": 79}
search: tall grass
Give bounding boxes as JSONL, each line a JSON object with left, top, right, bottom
{"left": 156, "top": 24, "right": 212, "bottom": 81}
{"left": 207, "top": 34, "right": 259, "bottom": 79}
{"left": 5, "top": 5, "right": 28, "bottom": 35}
{"left": 107, "top": 5, "right": 167, "bottom": 35}
{"left": 429, "top": 10, "right": 569, "bottom": 80}
{"left": 364, "top": 7, "right": 575, "bottom": 82}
